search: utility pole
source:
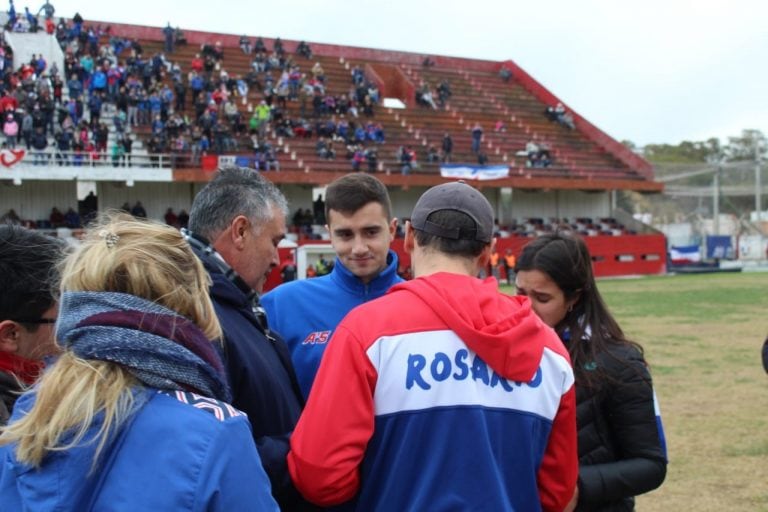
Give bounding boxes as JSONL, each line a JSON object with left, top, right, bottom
{"left": 756, "top": 142, "right": 763, "bottom": 220}
{"left": 713, "top": 165, "right": 720, "bottom": 235}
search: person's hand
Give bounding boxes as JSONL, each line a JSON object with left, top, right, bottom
{"left": 563, "top": 485, "right": 578, "bottom": 512}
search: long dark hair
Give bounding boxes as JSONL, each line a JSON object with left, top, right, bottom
{"left": 516, "top": 232, "right": 643, "bottom": 387}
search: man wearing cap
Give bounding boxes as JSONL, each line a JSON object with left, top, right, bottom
{"left": 288, "top": 181, "right": 578, "bottom": 511}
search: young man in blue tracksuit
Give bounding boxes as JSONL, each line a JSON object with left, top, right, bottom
{"left": 262, "top": 174, "right": 403, "bottom": 399}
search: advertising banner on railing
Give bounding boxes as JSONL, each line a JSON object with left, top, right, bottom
{"left": 439, "top": 163, "right": 509, "bottom": 181}
{"left": 0, "top": 149, "right": 26, "bottom": 168}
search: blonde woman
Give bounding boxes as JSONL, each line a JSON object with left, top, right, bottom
{"left": 0, "top": 215, "right": 277, "bottom": 511}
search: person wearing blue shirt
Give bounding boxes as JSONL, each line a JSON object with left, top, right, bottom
{"left": 0, "top": 216, "right": 278, "bottom": 511}
{"left": 262, "top": 173, "right": 403, "bottom": 399}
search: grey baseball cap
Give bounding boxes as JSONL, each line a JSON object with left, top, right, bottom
{"left": 410, "top": 181, "right": 494, "bottom": 243}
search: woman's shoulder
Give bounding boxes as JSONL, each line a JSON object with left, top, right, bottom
{"left": 594, "top": 340, "right": 652, "bottom": 384}
{"left": 150, "top": 390, "right": 247, "bottom": 425}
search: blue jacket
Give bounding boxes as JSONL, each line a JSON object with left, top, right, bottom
{"left": 262, "top": 250, "right": 402, "bottom": 399}
{"left": 0, "top": 389, "right": 278, "bottom": 511}
{"left": 190, "top": 243, "right": 313, "bottom": 511}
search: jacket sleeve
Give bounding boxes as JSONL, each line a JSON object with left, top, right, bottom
{"left": 287, "top": 323, "right": 377, "bottom": 507}
{"left": 195, "top": 416, "right": 279, "bottom": 512}
{"left": 537, "top": 371, "right": 579, "bottom": 512}
{"left": 762, "top": 336, "right": 768, "bottom": 374}
{"left": 578, "top": 350, "right": 667, "bottom": 504}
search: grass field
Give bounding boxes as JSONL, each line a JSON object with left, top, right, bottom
{"left": 501, "top": 271, "right": 768, "bottom": 511}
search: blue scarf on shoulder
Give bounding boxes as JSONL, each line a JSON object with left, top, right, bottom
{"left": 56, "top": 291, "right": 231, "bottom": 402}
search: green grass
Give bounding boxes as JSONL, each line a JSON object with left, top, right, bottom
{"left": 503, "top": 271, "right": 768, "bottom": 511}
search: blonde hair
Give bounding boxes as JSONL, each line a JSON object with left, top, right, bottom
{"left": 0, "top": 213, "right": 222, "bottom": 467}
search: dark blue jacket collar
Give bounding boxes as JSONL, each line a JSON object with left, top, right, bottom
{"left": 329, "top": 249, "right": 402, "bottom": 296}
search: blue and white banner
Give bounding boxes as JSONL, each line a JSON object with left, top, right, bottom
{"left": 705, "top": 235, "right": 732, "bottom": 259}
{"left": 669, "top": 245, "right": 701, "bottom": 263}
{"left": 439, "top": 164, "right": 509, "bottom": 181}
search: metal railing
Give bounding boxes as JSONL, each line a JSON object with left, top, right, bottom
{"left": 14, "top": 149, "right": 181, "bottom": 168}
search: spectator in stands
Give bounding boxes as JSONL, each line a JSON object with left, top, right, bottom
{"left": 30, "top": 127, "right": 47, "bottom": 165}
{"left": 0, "top": 209, "right": 20, "bottom": 224}
{"left": 177, "top": 209, "right": 189, "bottom": 229}
{"left": 296, "top": 41, "right": 312, "bottom": 59}
{"left": 63, "top": 207, "right": 80, "bottom": 228}
{"left": 311, "top": 61, "right": 325, "bottom": 83}
{"left": 545, "top": 102, "right": 575, "bottom": 130}
{"left": 399, "top": 145, "right": 415, "bottom": 175}
{"left": 174, "top": 27, "right": 186, "bottom": 46}
{"left": 477, "top": 151, "right": 489, "bottom": 165}
{"left": 49, "top": 207, "right": 65, "bottom": 228}
{"left": 436, "top": 80, "right": 451, "bottom": 107}
{"left": 111, "top": 139, "right": 125, "bottom": 167}
{"left": 426, "top": 145, "right": 439, "bottom": 163}
{"left": 526, "top": 140, "right": 540, "bottom": 166}
{"left": 162, "top": 23, "right": 175, "bottom": 53}
{"left": 351, "top": 145, "right": 365, "bottom": 171}
{"left": 254, "top": 37, "right": 266, "bottom": 54}
{"left": 131, "top": 201, "right": 147, "bottom": 218}
{"left": 280, "top": 253, "right": 297, "bottom": 283}
{"left": 316, "top": 136, "right": 334, "bottom": 159}
{"left": 422, "top": 55, "right": 436, "bottom": 67}
{"left": 3, "top": 113, "right": 18, "bottom": 148}
{"left": 441, "top": 132, "right": 453, "bottom": 162}
{"left": 24, "top": 6, "right": 38, "bottom": 32}
{"left": 239, "top": 35, "right": 252, "bottom": 55}
{"left": 499, "top": 66, "right": 512, "bottom": 82}
{"left": 37, "top": 0, "right": 54, "bottom": 19}
{"left": 503, "top": 248, "right": 516, "bottom": 285}
{"left": 273, "top": 37, "right": 285, "bottom": 57}
{"left": 55, "top": 129, "right": 72, "bottom": 165}
{"left": 365, "top": 147, "right": 378, "bottom": 172}
{"left": 471, "top": 122, "right": 483, "bottom": 154}
{"left": 122, "top": 135, "right": 133, "bottom": 167}
{"left": 164, "top": 207, "right": 178, "bottom": 227}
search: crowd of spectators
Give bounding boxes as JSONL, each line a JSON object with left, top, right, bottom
{"left": 0, "top": 9, "right": 541, "bottom": 176}
{"left": 1, "top": 197, "right": 191, "bottom": 231}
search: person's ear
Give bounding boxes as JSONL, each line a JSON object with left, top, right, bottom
{"left": 0, "top": 320, "right": 20, "bottom": 353}
{"left": 566, "top": 289, "right": 583, "bottom": 313}
{"left": 388, "top": 217, "right": 398, "bottom": 239}
{"left": 404, "top": 221, "right": 415, "bottom": 254}
{"left": 230, "top": 215, "right": 250, "bottom": 249}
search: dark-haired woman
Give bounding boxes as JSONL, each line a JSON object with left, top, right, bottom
{"left": 516, "top": 232, "right": 667, "bottom": 511}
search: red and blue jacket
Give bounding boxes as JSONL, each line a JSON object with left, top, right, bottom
{"left": 289, "top": 272, "right": 578, "bottom": 511}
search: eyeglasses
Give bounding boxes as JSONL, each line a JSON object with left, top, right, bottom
{"left": 11, "top": 318, "right": 57, "bottom": 325}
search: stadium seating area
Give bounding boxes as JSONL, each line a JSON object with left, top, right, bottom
{"left": 2, "top": 15, "right": 655, "bottom": 189}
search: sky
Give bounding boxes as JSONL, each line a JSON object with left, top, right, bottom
{"left": 45, "top": 0, "right": 768, "bottom": 147}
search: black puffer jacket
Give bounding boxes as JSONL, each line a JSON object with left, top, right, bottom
{"left": 572, "top": 341, "right": 667, "bottom": 511}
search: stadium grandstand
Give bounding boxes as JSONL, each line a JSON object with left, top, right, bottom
{"left": 0, "top": 14, "right": 667, "bottom": 284}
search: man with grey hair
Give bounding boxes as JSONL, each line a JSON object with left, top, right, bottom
{"left": 185, "top": 167, "right": 311, "bottom": 511}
